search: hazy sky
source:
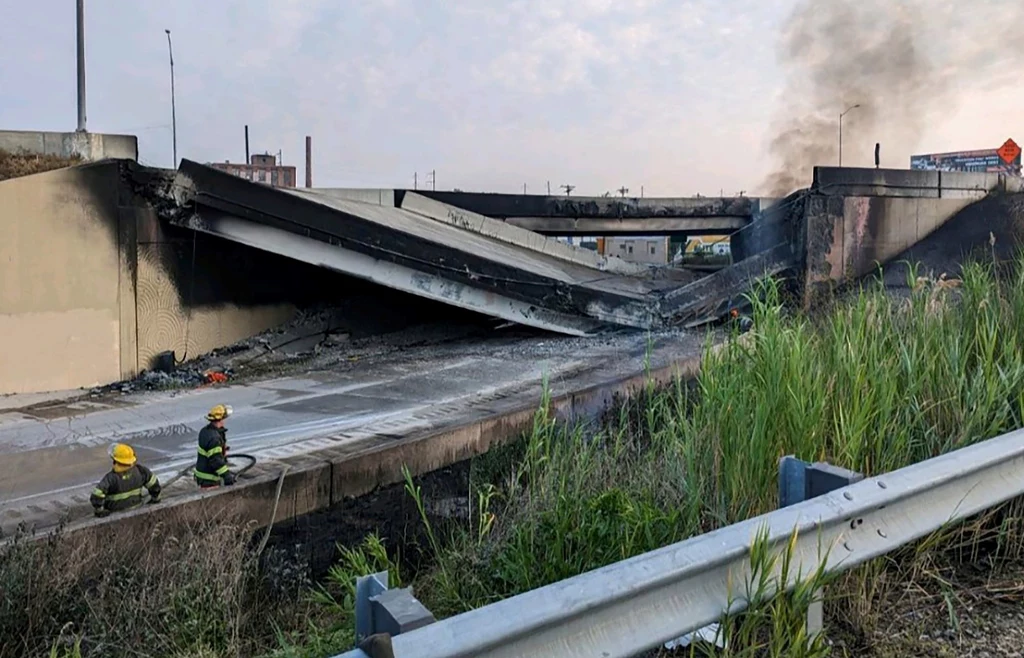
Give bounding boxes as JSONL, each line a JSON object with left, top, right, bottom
{"left": 0, "top": 1, "right": 1020, "bottom": 195}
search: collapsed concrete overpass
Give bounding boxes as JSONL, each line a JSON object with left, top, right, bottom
{"left": 160, "top": 160, "right": 704, "bottom": 336}
{"left": 154, "top": 161, "right": 1024, "bottom": 339}
{"left": 3, "top": 156, "right": 1020, "bottom": 397}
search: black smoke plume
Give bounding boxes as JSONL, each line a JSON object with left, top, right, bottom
{"left": 763, "top": 0, "right": 1024, "bottom": 196}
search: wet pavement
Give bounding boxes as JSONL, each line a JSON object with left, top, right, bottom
{"left": 0, "top": 327, "right": 711, "bottom": 534}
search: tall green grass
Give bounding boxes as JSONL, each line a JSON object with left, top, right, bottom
{"left": 323, "top": 254, "right": 1024, "bottom": 653}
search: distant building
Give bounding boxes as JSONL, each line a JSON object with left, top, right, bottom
{"left": 602, "top": 236, "right": 671, "bottom": 265}
{"left": 685, "top": 236, "right": 731, "bottom": 256}
{"left": 556, "top": 236, "right": 600, "bottom": 252}
{"left": 554, "top": 235, "right": 669, "bottom": 264}
{"left": 208, "top": 153, "right": 297, "bottom": 187}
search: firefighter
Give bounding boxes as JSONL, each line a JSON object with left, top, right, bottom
{"left": 90, "top": 443, "right": 162, "bottom": 517}
{"left": 729, "top": 308, "right": 754, "bottom": 334}
{"left": 195, "top": 404, "right": 237, "bottom": 488}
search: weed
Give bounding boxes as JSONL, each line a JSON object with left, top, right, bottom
{"left": 366, "top": 253, "right": 1024, "bottom": 655}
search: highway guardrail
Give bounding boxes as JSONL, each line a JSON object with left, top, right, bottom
{"left": 336, "top": 425, "right": 1024, "bottom": 658}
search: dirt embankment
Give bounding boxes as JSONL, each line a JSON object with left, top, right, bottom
{"left": 0, "top": 149, "right": 81, "bottom": 182}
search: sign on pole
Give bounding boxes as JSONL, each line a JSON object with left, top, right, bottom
{"left": 911, "top": 139, "right": 1021, "bottom": 175}
{"left": 998, "top": 138, "right": 1021, "bottom": 165}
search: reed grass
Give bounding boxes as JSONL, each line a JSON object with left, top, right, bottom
{"left": 325, "top": 252, "right": 1024, "bottom": 655}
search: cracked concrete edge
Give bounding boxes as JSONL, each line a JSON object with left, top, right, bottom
{"left": 20, "top": 339, "right": 729, "bottom": 548}
{"left": 398, "top": 192, "right": 647, "bottom": 276}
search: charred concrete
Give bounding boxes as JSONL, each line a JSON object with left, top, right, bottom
{"left": 875, "top": 193, "right": 1024, "bottom": 288}
{"left": 410, "top": 190, "right": 757, "bottom": 220}
{"left": 167, "top": 160, "right": 665, "bottom": 332}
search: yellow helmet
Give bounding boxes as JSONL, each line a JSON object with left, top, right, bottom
{"left": 109, "top": 443, "right": 137, "bottom": 466}
{"left": 206, "top": 404, "right": 233, "bottom": 422}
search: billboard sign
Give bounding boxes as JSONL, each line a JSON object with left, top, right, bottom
{"left": 910, "top": 138, "right": 1021, "bottom": 175}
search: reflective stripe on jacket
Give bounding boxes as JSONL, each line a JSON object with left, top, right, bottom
{"left": 194, "top": 423, "right": 230, "bottom": 484}
{"left": 90, "top": 464, "right": 161, "bottom": 512}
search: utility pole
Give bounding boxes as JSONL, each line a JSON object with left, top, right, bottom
{"left": 305, "top": 136, "right": 312, "bottom": 187}
{"left": 523, "top": 183, "right": 527, "bottom": 194}
{"left": 76, "top": 0, "right": 86, "bottom": 131}
{"left": 165, "top": 29, "right": 177, "bottom": 166}
{"left": 839, "top": 103, "right": 861, "bottom": 167}
{"left": 414, "top": 172, "right": 418, "bottom": 190}
{"left": 617, "top": 186, "right": 629, "bottom": 198}
{"left": 426, "top": 169, "right": 436, "bottom": 191}
{"left": 560, "top": 184, "right": 575, "bottom": 196}
{"left": 547, "top": 181, "right": 551, "bottom": 195}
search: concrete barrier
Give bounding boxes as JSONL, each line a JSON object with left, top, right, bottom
{"left": 813, "top": 166, "right": 1024, "bottom": 199}
{"left": 398, "top": 192, "right": 646, "bottom": 275}
{"left": 0, "top": 129, "right": 138, "bottom": 162}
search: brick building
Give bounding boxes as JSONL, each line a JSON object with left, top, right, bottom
{"left": 208, "top": 153, "right": 297, "bottom": 188}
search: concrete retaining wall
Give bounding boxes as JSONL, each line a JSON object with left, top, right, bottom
{"left": 802, "top": 166, "right": 1024, "bottom": 303}
{"left": 0, "top": 162, "right": 346, "bottom": 395}
{"left": 0, "top": 130, "right": 138, "bottom": 162}
{"left": 0, "top": 164, "right": 126, "bottom": 392}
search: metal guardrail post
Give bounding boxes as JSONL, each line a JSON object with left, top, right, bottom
{"left": 350, "top": 570, "right": 437, "bottom": 658}
{"left": 779, "top": 455, "right": 864, "bottom": 637}
{"left": 327, "top": 428, "right": 1024, "bottom": 658}
{"left": 356, "top": 571, "right": 391, "bottom": 644}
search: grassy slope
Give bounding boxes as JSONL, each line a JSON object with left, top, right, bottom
{"left": 0, "top": 149, "right": 81, "bottom": 182}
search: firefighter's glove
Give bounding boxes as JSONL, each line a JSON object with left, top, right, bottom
{"left": 222, "top": 472, "right": 237, "bottom": 486}
{"left": 147, "top": 496, "right": 161, "bottom": 505}
{"left": 94, "top": 508, "right": 111, "bottom": 518}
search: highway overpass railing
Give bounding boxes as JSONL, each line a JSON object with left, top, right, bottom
{"left": 335, "top": 426, "right": 1024, "bottom": 658}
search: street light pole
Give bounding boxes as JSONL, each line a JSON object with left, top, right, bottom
{"left": 165, "top": 29, "right": 177, "bottom": 166}
{"left": 76, "top": 0, "right": 86, "bottom": 132}
{"left": 839, "top": 103, "right": 861, "bottom": 167}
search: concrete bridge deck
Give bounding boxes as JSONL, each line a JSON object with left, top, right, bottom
{"left": 326, "top": 189, "right": 766, "bottom": 236}
{"left": 502, "top": 215, "right": 747, "bottom": 236}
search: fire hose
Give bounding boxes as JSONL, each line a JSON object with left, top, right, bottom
{"left": 138, "top": 453, "right": 289, "bottom": 555}
{"left": 159, "top": 453, "right": 258, "bottom": 489}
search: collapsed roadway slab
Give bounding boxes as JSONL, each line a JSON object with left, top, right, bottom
{"left": 161, "top": 160, "right": 699, "bottom": 336}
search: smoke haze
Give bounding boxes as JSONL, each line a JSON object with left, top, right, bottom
{"left": 763, "top": 0, "right": 1024, "bottom": 196}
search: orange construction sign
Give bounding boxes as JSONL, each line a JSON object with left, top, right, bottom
{"left": 997, "top": 138, "right": 1021, "bottom": 165}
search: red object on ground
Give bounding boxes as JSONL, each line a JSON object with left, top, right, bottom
{"left": 203, "top": 371, "right": 229, "bottom": 385}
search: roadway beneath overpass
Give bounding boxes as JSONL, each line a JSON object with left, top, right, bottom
{"left": 0, "top": 327, "right": 711, "bottom": 537}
